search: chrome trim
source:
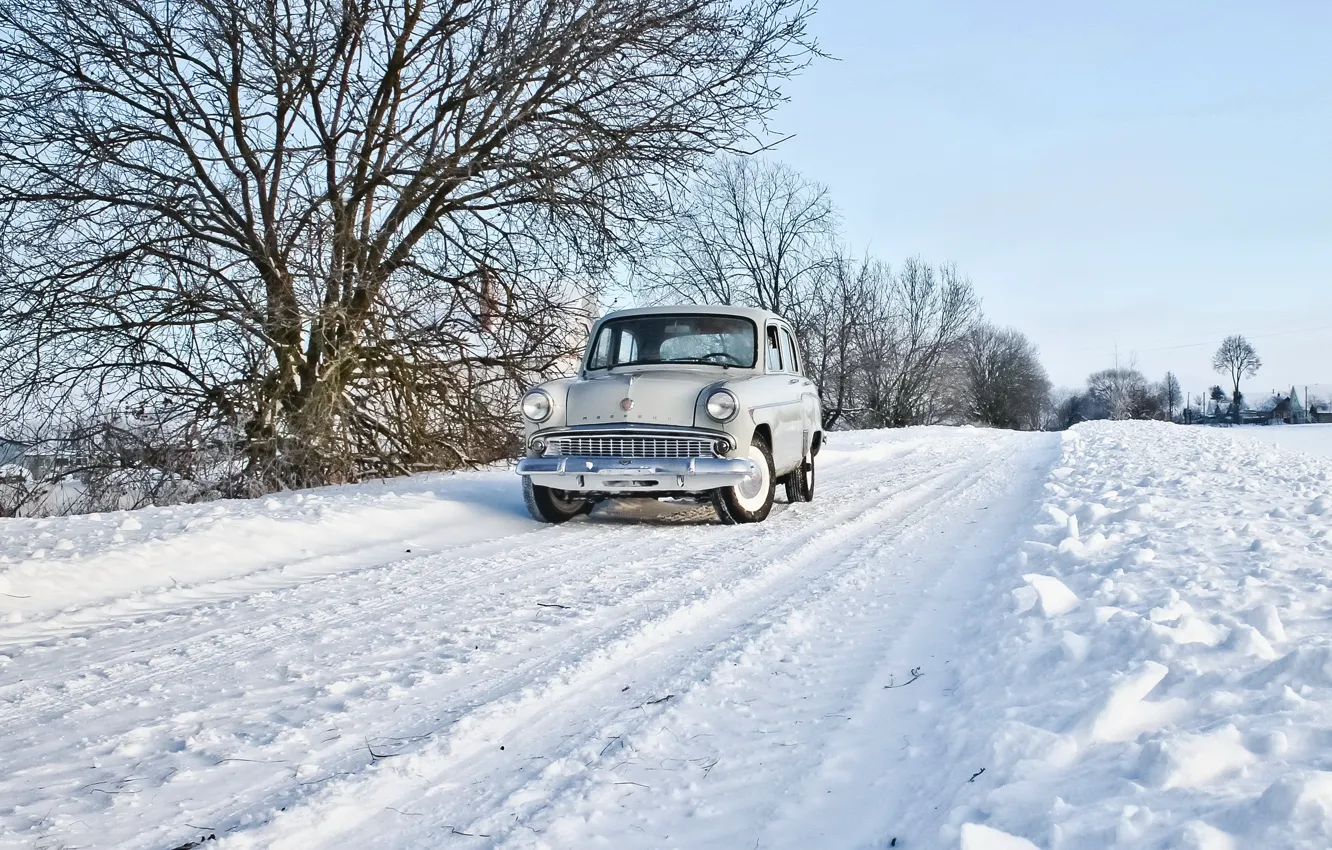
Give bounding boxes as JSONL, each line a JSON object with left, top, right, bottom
{"left": 746, "top": 399, "right": 801, "bottom": 412}
{"left": 545, "top": 433, "right": 715, "bottom": 459}
{"left": 530, "top": 425, "right": 735, "bottom": 454}
{"left": 517, "top": 455, "right": 754, "bottom": 492}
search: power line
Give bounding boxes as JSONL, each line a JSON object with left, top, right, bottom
{"left": 1133, "top": 323, "right": 1332, "bottom": 354}
{"left": 1059, "top": 323, "right": 1332, "bottom": 357}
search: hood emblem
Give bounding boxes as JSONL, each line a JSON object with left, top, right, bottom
{"left": 619, "top": 397, "right": 634, "bottom": 411}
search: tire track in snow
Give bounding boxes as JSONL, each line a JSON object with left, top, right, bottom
{"left": 0, "top": 439, "right": 922, "bottom": 708}
{"left": 216, "top": 434, "right": 1051, "bottom": 850}
{"left": 0, "top": 436, "right": 926, "bottom": 654}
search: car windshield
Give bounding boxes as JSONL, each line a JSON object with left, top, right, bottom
{"left": 585, "top": 314, "right": 757, "bottom": 370}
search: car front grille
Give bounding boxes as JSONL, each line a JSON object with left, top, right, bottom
{"left": 544, "top": 434, "right": 717, "bottom": 459}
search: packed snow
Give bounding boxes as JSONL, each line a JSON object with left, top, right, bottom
{"left": 2, "top": 422, "right": 1331, "bottom": 849}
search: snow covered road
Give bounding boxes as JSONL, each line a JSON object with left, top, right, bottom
{"left": 1, "top": 428, "right": 1058, "bottom": 850}
{"left": 6, "top": 422, "right": 1332, "bottom": 850}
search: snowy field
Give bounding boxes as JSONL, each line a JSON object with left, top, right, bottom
{"left": 1227, "top": 423, "right": 1332, "bottom": 460}
{"left": 2, "top": 423, "right": 1331, "bottom": 849}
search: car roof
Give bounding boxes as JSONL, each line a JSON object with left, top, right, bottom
{"left": 595, "top": 304, "right": 788, "bottom": 326}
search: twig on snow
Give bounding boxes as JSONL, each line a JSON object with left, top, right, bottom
{"left": 536, "top": 601, "right": 570, "bottom": 609}
{"left": 884, "top": 667, "right": 923, "bottom": 689}
{"left": 365, "top": 738, "right": 400, "bottom": 760}
{"left": 445, "top": 826, "right": 491, "bottom": 837}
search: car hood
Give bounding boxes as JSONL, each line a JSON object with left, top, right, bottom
{"left": 565, "top": 369, "right": 720, "bottom": 428}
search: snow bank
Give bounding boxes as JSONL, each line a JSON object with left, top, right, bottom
{"left": 929, "top": 421, "right": 1332, "bottom": 848}
{"left": 0, "top": 468, "right": 532, "bottom": 632}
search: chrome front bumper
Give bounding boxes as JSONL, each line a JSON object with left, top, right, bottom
{"left": 516, "top": 455, "right": 753, "bottom": 492}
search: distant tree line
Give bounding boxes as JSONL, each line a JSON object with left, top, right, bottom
{"left": 1048, "top": 334, "right": 1274, "bottom": 429}
{"left": 633, "top": 156, "right": 1052, "bottom": 432}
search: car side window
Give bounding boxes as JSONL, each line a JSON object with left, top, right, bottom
{"left": 617, "top": 332, "right": 638, "bottom": 363}
{"left": 779, "top": 329, "right": 800, "bottom": 375}
{"left": 765, "top": 326, "right": 783, "bottom": 372}
{"left": 587, "top": 326, "right": 612, "bottom": 369}
{"left": 587, "top": 326, "right": 638, "bottom": 369}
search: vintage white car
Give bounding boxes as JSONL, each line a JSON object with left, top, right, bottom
{"left": 516, "top": 305, "right": 822, "bottom": 524}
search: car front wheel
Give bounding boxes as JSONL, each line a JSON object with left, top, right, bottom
{"left": 523, "top": 477, "right": 593, "bottom": 523}
{"left": 713, "top": 434, "right": 775, "bottom": 524}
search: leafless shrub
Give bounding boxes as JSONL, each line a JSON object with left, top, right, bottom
{"left": 957, "top": 324, "right": 1051, "bottom": 430}
{"left": 0, "top": 406, "right": 244, "bottom": 516}
{"left": 1049, "top": 365, "right": 1166, "bottom": 429}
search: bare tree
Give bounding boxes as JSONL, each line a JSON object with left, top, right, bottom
{"left": 633, "top": 158, "right": 978, "bottom": 431}
{"left": 638, "top": 156, "right": 838, "bottom": 321}
{"left": 799, "top": 255, "right": 977, "bottom": 430}
{"left": 800, "top": 253, "right": 885, "bottom": 429}
{"left": 958, "top": 324, "right": 1051, "bottom": 430}
{"left": 1161, "top": 372, "right": 1182, "bottom": 421}
{"left": 0, "top": 0, "right": 819, "bottom": 495}
{"left": 865, "top": 259, "right": 979, "bottom": 427}
{"left": 1213, "top": 335, "right": 1261, "bottom": 419}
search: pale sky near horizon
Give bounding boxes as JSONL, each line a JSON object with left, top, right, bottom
{"left": 764, "top": 0, "right": 1331, "bottom": 402}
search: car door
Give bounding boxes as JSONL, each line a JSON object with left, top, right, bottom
{"left": 777, "top": 326, "right": 816, "bottom": 465}
{"left": 755, "top": 324, "right": 796, "bottom": 473}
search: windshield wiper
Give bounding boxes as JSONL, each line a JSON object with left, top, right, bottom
{"left": 606, "top": 357, "right": 733, "bottom": 371}
{"left": 664, "top": 357, "right": 734, "bottom": 369}
{"left": 605, "top": 358, "right": 659, "bottom": 372}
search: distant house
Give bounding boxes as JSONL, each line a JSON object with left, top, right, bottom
{"left": 1269, "top": 395, "right": 1297, "bottom": 423}
{"left": 1287, "top": 387, "right": 1310, "bottom": 424}
{"left": 0, "top": 438, "right": 28, "bottom": 468}
{"left": 0, "top": 437, "right": 78, "bottom": 478}
{"left": 1254, "top": 387, "right": 1312, "bottom": 425}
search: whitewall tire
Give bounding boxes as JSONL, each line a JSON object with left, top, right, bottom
{"left": 713, "top": 435, "right": 775, "bottom": 524}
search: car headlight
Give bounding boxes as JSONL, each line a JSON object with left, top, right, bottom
{"left": 705, "top": 389, "right": 738, "bottom": 423}
{"left": 521, "top": 389, "right": 553, "bottom": 422}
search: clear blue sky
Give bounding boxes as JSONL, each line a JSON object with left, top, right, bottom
{"left": 766, "top": 0, "right": 1332, "bottom": 401}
